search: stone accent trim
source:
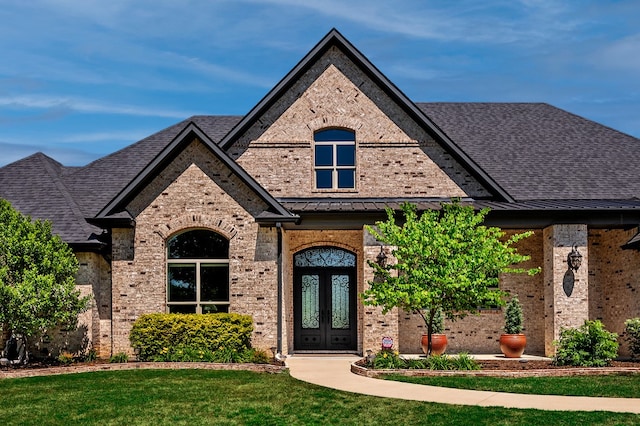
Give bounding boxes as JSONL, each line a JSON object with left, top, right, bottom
{"left": 351, "top": 361, "right": 640, "bottom": 378}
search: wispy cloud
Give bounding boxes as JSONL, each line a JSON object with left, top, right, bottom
{"left": 0, "top": 95, "right": 195, "bottom": 118}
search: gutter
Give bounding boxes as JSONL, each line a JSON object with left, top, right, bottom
{"left": 276, "top": 222, "right": 283, "bottom": 355}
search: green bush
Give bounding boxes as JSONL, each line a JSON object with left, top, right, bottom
{"left": 553, "top": 320, "right": 618, "bottom": 367}
{"left": 129, "top": 313, "right": 254, "bottom": 362}
{"left": 372, "top": 349, "right": 405, "bottom": 369}
{"left": 368, "top": 351, "right": 480, "bottom": 371}
{"left": 109, "top": 352, "right": 129, "bottom": 363}
{"left": 624, "top": 318, "right": 640, "bottom": 359}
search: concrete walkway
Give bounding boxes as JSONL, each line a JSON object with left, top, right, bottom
{"left": 285, "top": 355, "right": 640, "bottom": 414}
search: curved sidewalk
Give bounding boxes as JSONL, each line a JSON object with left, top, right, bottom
{"left": 285, "top": 355, "right": 640, "bottom": 414}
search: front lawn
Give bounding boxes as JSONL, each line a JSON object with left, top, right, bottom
{"left": 0, "top": 370, "right": 639, "bottom": 425}
{"left": 385, "top": 374, "right": 640, "bottom": 398}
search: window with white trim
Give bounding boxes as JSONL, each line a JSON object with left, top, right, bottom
{"left": 166, "top": 229, "right": 229, "bottom": 313}
{"left": 314, "top": 129, "right": 356, "bottom": 189}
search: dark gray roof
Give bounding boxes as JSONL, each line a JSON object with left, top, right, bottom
{"left": 0, "top": 153, "right": 102, "bottom": 245}
{"left": 418, "top": 103, "right": 640, "bottom": 201}
{"left": 63, "top": 115, "right": 242, "bottom": 220}
{"left": 2, "top": 104, "right": 640, "bottom": 246}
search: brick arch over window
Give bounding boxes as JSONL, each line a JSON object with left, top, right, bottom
{"left": 154, "top": 214, "right": 237, "bottom": 240}
{"left": 308, "top": 116, "right": 363, "bottom": 135}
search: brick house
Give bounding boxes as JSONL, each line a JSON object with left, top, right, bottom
{"left": 1, "top": 29, "right": 639, "bottom": 358}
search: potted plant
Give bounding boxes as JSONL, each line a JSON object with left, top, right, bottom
{"left": 500, "top": 295, "right": 526, "bottom": 358}
{"left": 421, "top": 308, "right": 447, "bottom": 355}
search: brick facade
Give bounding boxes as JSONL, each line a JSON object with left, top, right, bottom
{"left": 40, "top": 38, "right": 639, "bottom": 361}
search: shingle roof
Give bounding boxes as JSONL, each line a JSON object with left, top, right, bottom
{"left": 418, "top": 103, "right": 640, "bottom": 201}
{"left": 2, "top": 104, "right": 639, "bottom": 246}
{"left": 0, "top": 153, "right": 102, "bottom": 245}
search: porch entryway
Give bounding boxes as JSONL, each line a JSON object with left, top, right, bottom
{"left": 293, "top": 247, "right": 357, "bottom": 351}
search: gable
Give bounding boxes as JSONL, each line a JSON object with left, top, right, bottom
{"left": 224, "top": 36, "right": 495, "bottom": 200}
{"left": 94, "top": 123, "right": 297, "bottom": 225}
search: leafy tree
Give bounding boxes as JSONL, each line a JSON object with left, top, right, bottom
{"left": 0, "top": 198, "right": 90, "bottom": 355}
{"left": 362, "top": 201, "right": 539, "bottom": 355}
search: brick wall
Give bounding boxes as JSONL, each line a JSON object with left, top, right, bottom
{"left": 110, "top": 140, "right": 279, "bottom": 355}
{"left": 589, "top": 228, "right": 640, "bottom": 357}
{"left": 230, "top": 47, "right": 489, "bottom": 199}
{"left": 395, "top": 229, "right": 545, "bottom": 355}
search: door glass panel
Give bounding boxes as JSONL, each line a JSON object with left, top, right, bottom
{"left": 201, "top": 265, "right": 229, "bottom": 301}
{"left": 301, "top": 275, "right": 320, "bottom": 329}
{"left": 168, "top": 264, "right": 196, "bottom": 302}
{"left": 295, "top": 248, "right": 356, "bottom": 267}
{"left": 331, "top": 274, "right": 350, "bottom": 329}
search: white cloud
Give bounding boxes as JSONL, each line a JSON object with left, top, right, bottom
{"left": 0, "top": 95, "right": 195, "bottom": 118}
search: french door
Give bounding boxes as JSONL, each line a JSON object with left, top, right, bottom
{"left": 294, "top": 267, "right": 357, "bottom": 351}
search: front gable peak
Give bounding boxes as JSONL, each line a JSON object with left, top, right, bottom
{"left": 220, "top": 29, "right": 514, "bottom": 202}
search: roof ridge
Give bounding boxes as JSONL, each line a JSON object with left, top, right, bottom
{"left": 39, "top": 154, "right": 88, "bottom": 231}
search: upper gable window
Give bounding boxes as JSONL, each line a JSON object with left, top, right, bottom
{"left": 314, "top": 129, "right": 356, "bottom": 190}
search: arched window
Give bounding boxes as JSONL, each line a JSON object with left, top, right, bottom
{"left": 314, "top": 129, "right": 356, "bottom": 189}
{"left": 166, "top": 229, "right": 229, "bottom": 314}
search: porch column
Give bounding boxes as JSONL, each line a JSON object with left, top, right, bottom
{"left": 363, "top": 231, "right": 399, "bottom": 354}
{"left": 543, "top": 224, "right": 588, "bottom": 356}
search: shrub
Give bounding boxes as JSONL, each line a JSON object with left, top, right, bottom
{"left": 624, "top": 318, "right": 640, "bottom": 359}
{"left": 57, "top": 352, "right": 75, "bottom": 365}
{"left": 83, "top": 348, "right": 98, "bottom": 363}
{"left": 368, "top": 351, "right": 480, "bottom": 371}
{"left": 451, "top": 352, "right": 481, "bottom": 371}
{"left": 109, "top": 352, "right": 129, "bottom": 363}
{"left": 503, "top": 295, "right": 523, "bottom": 334}
{"left": 372, "top": 349, "right": 405, "bottom": 369}
{"left": 129, "top": 313, "right": 254, "bottom": 362}
{"left": 553, "top": 320, "right": 618, "bottom": 367}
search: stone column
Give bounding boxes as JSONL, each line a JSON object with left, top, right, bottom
{"left": 362, "top": 230, "right": 399, "bottom": 354}
{"left": 543, "top": 224, "right": 588, "bottom": 356}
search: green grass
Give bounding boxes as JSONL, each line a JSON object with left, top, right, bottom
{"left": 0, "top": 370, "right": 639, "bottom": 425}
{"left": 385, "top": 374, "right": 640, "bottom": 398}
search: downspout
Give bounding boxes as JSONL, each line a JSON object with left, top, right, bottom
{"left": 276, "top": 222, "right": 283, "bottom": 355}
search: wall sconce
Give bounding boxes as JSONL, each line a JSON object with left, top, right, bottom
{"left": 376, "top": 245, "right": 387, "bottom": 267}
{"left": 567, "top": 244, "right": 583, "bottom": 272}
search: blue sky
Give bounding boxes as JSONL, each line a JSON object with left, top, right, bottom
{"left": 1, "top": 0, "right": 639, "bottom": 167}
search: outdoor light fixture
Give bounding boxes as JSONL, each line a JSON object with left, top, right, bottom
{"left": 567, "top": 244, "right": 583, "bottom": 272}
{"left": 376, "top": 245, "right": 387, "bottom": 266}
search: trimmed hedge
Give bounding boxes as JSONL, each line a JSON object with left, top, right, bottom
{"left": 130, "top": 313, "right": 254, "bottom": 362}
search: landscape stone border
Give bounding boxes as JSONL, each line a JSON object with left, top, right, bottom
{"left": 351, "top": 361, "right": 640, "bottom": 378}
{"left": 0, "top": 362, "right": 287, "bottom": 380}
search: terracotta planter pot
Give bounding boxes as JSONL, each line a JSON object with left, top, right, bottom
{"left": 500, "top": 333, "right": 527, "bottom": 358}
{"left": 421, "top": 333, "right": 448, "bottom": 355}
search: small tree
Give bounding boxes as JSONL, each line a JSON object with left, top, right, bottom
{"left": 0, "top": 199, "right": 90, "bottom": 359}
{"left": 362, "top": 201, "right": 539, "bottom": 355}
{"left": 503, "top": 295, "right": 524, "bottom": 335}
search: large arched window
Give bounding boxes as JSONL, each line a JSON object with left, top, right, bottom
{"left": 166, "top": 229, "right": 229, "bottom": 314}
{"left": 314, "top": 128, "right": 356, "bottom": 189}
